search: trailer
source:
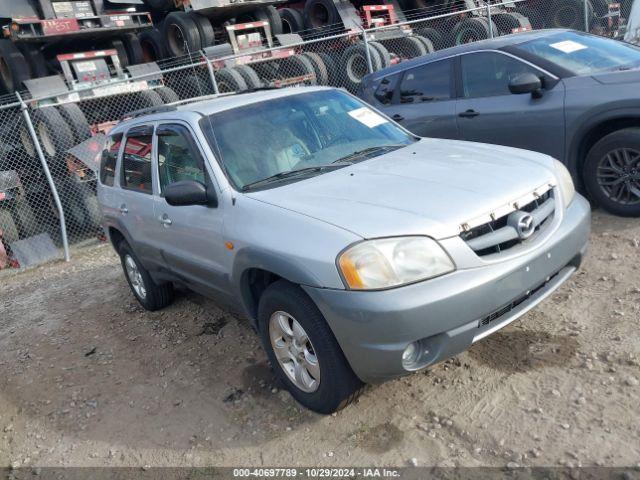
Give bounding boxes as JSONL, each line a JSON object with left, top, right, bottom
{"left": 0, "top": 0, "right": 153, "bottom": 94}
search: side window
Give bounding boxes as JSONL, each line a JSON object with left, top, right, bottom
{"left": 156, "top": 125, "right": 206, "bottom": 194}
{"left": 374, "top": 74, "right": 401, "bottom": 105}
{"left": 121, "top": 128, "right": 154, "bottom": 194}
{"left": 399, "top": 59, "right": 452, "bottom": 103}
{"left": 461, "top": 52, "right": 541, "bottom": 98}
{"left": 99, "top": 133, "right": 122, "bottom": 187}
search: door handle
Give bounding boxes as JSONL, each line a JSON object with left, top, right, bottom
{"left": 459, "top": 109, "right": 480, "bottom": 118}
{"left": 159, "top": 215, "right": 172, "bottom": 227}
{"left": 119, "top": 204, "right": 128, "bottom": 215}
{"left": 392, "top": 114, "right": 404, "bottom": 121}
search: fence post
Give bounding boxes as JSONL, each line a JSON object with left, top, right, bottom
{"left": 361, "top": 28, "right": 374, "bottom": 74}
{"left": 584, "top": 0, "right": 590, "bottom": 32}
{"left": 16, "top": 93, "right": 70, "bottom": 262}
{"left": 486, "top": 2, "right": 494, "bottom": 38}
{"left": 204, "top": 57, "right": 220, "bottom": 95}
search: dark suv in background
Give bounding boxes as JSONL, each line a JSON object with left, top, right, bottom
{"left": 359, "top": 29, "right": 640, "bottom": 217}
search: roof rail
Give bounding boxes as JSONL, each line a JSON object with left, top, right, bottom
{"left": 120, "top": 105, "right": 178, "bottom": 121}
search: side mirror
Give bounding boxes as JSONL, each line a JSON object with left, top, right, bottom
{"left": 509, "top": 73, "right": 543, "bottom": 98}
{"left": 164, "top": 180, "right": 214, "bottom": 207}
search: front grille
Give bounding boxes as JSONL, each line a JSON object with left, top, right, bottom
{"left": 478, "top": 271, "right": 560, "bottom": 328}
{"left": 461, "top": 188, "right": 555, "bottom": 257}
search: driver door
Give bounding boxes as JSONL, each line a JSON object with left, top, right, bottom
{"left": 152, "top": 122, "right": 231, "bottom": 302}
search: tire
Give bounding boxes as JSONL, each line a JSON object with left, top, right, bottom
{"left": 237, "top": 6, "right": 283, "bottom": 36}
{"left": 112, "top": 39, "right": 130, "bottom": 68}
{"left": 171, "top": 71, "right": 214, "bottom": 99}
{"left": 155, "top": 86, "right": 180, "bottom": 104}
{"left": 281, "top": 55, "right": 317, "bottom": 86}
{"left": 388, "top": 36, "right": 427, "bottom": 61}
{"left": 163, "top": 12, "right": 203, "bottom": 58}
{"left": 412, "top": 35, "right": 435, "bottom": 54}
{"left": 317, "top": 53, "right": 339, "bottom": 86}
{"left": 119, "top": 241, "right": 174, "bottom": 311}
{"left": 121, "top": 33, "right": 145, "bottom": 65}
{"left": 451, "top": 17, "right": 496, "bottom": 45}
{"left": 233, "top": 65, "right": 262, "bottom": 89}
{"left": 136, "top": 90, "right": 164, "bottom": 108}
{"left": 515, "top": 5, "right": 545, "bottom": 29}
{"left": 0, "top": 210, "right": 19, "bottom": 245}
{"left": 583, "top": 128, "right": 640, "bottom": 217}
{"left": 416, "top": 27, "right": 446, "bottom": 50}
{"left": 546, "top": 0, "right": 593, "bottom": 29}
{"left": 493, "top": 12, "right": 531, "bottom": 35}
{"left": 138, "top": 28, "right": 166, "bottom": 62}
{"left": 280, "top": 8, "right": 305, "bottom": 33}
{"left": 77, "top": 183, "right": 102, "bottom": 230}
{"left": 189, "top": 12, "right": 216, "bottom": 48}
{"left": 18, "top": 44, "right": 48, "bottom": 79}
{"left": 0, "top": 39, "right": 31, "bottom": 93}
{"left": 369, "top": 41, "right": 392, "bottom": 69}
{"left": 341, "top": 42, "right": 382, "bottom": 93}
{"left": 55, "top": 177, "right": 87, "bottom": 231}
{"left": 32, "top": 107, "right": 75, "bottom": 161}
{"left": 215, "top": 67, "right": 247, "bottom": 93}
{"left": 57, "top": 104, "right": 91, "bottom": 144}
{"left": 302, "top": 52, "right": 329, "bottom": 85}
{"left": 13, "top": 197, "right": 39, "bottom": 238}
{"left": 303, "top": 0, "right": 341, "bottom": 30}
{"left": 258, "top": 280, "right": 363, "bottom": 414}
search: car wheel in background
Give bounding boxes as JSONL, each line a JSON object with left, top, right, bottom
{"left": 258, "top": 280, "right": 364, "bottom": 414}
{"left": 233, "top": 65, "right": 263, "bottom": 89}
{"left": 584, "top": 128, "right": 640, "bottom": 217}
{"left": 119, "top": 241, "right": 174, "bottom": 311}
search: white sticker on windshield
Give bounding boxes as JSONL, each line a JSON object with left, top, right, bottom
{"left": 549, "top": 40, "right": 588, "bottom": 53}
{"left": 348, "top": 107, "right": 388, "bottom": 128}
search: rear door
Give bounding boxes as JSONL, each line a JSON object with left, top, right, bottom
{"left": 151, "top": 122, "right": 231, "bottom": 302}
{"left": 455, "top": 51, "right": 566, "bottom": 159}
{"left": 381, "top": 58, "right": 459, "bottom": 139}
{"left": 115, "top": 124, "right": 160, "bottom": 268}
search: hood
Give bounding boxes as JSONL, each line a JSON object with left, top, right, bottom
{"left": 246, "top": 139, "right": 556, "bottom": 239}
{"left": 591, "top": 68, "right": 640, "bottom": 85}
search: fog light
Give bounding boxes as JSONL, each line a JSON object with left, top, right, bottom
{"left": 402, "top": 342, "right": 420, "bottom": 369}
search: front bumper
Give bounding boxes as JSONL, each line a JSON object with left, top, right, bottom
{"left": 303, "top": 194, "right": 591, "bottom": 383}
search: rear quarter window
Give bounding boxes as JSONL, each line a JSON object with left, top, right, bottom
{"left": 99, "top": 133, "right": 123, "bottom": 187}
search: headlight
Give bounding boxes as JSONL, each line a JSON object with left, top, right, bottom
{"left": 337, "top": 236, "right": 455, "bottom": 290}
{"left": 553, "top": 160, "right": 575, "bottom": 207}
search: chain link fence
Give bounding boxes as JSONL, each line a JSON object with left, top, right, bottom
{"left": 0, "top": 0, "right": 633, "bottom": 268}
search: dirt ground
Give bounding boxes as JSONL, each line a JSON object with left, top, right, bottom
{"left": 0, "top": 210, "right": 639, "bottom": 470}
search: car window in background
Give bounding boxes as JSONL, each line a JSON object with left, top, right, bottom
{"left": 374, "top": 73, "right": 401, "bottom": 105}
{"left": 200, "top": 90, "right": 416, "bottom": 190}
{"left": 157, "top": 125, "right": 206, "bottom": 193}
{"left": 121, "top": 132, "right": 153, "bottom": 194}
{"left": 99, "top": 133, "right": 122, "bottom": 187}
{"left": 399, "top": 59, "right": 452, "bottom": 103}
{"left": 461, "top": 52, "right": 540, "bottom": 98}
{"left": 515, "top": 31, "right": 640, "bottom": 75}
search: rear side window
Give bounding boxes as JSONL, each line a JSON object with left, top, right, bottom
{"left": 374, "top": 74, "right": 400, "bottom": 105}
{"left": 121, "top": 129, "right": 154, "bottom": 194}
{"left": 399, "top": 59, "right": 452, "bottom": 103}
{"left": 99, "top": 133, "right": 122, "bottom": 187}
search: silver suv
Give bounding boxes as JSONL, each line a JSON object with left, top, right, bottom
{"left": 98, "top": 87, "right": 591, "bottom": 413}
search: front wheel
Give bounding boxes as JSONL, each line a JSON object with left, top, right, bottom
{"left": 584, "top": 128, "right": 640, "bottom": 217}
{"left": 258, "top": 280, "right": 363, "bottom": 414}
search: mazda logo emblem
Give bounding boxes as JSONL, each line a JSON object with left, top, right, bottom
{"left": 508, "top": 211, "right": 536, "bottom": 240}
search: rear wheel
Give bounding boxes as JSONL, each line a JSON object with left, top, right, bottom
{"left": 584, "top": 128, "right": 640, "bottom": 217}
{"left": 189, "top": 12, "right": 216, "bottom": 48}
{"left": 119, "top": 241, "right": 174, "bottom": 311}
{"left": 258, "top": 280, "right": 363, "bottom": 414}
{"left": 0, "top": 39, "right": 31, "bottom": 93}
{"left": 163, "top": 12, "right": 203, "bottom": 57}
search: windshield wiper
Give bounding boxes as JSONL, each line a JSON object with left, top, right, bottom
{"left": 332, "top": 144, "right": 406, "bottom": 164}
{"left": 241, "top": 165, "right": 342, "bottom": 191}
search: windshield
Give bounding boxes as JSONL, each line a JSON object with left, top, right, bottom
{"left": 200, "top": 89, "right": 416, "bottom": 191}
{"left": 515, "top": 31, "right": 640, "bottom": 75}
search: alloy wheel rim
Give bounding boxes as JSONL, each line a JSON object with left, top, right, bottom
{"left": 597, "top": 147, "right": 640, "bottom": 205}
{"left": 124, "top": 254, "right": 147, "bottom": 299}
{"left": 269, "top": 311, "right": 320, "bottom": 393}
